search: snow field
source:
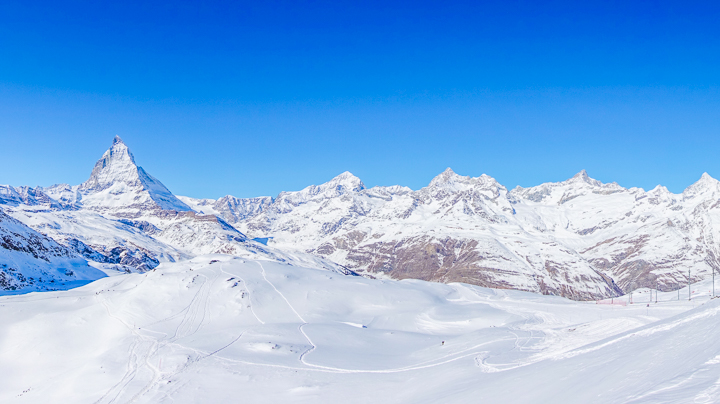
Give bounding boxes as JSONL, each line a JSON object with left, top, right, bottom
{"left": 2, "top": 255, "right": 720, "bottom": 403}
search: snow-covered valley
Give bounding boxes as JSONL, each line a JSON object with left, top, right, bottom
{"left": 2, "top": 255, "right": 720, "bottom": 403}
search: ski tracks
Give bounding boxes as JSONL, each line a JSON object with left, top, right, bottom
{"left": 253, "top": 261, "right": 317, "bottom": 366}
{"left": 94, "top": 296, "right": 160, "bottom": 404}
{"left": 95, "top": 268, "right": 220, "bottom": 404}
{"left": 253, "top": 260, "right": 511, "bottom": 375}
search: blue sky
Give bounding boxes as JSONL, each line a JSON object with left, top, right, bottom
{"left": 1, "top": 1, "right": 719, "bottom": 198}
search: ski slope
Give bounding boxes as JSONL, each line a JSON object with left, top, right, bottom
{"left": 2, "top": 256, "right": 719, "bottom": 403}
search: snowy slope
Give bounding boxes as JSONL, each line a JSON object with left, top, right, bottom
{"left": 0, "top": 209, "right": 105, "bottom": 294}
{"left": 1, "top": 255, "right": 718, "bottom": 403}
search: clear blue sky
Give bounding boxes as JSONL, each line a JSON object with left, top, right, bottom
{"left": 1, "top": 1, "right": 719, "bottom": 198}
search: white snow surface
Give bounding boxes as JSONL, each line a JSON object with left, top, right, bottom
{"left": 0, "top": 209, "right": 105, "bottom": 294}
{"left": 1, "top": 255, "right": 719, "bottom": 403}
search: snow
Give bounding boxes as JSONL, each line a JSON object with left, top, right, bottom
{"left": 222, "top": 169, "right": 720, "bottom": 299}
{"left": 6, "top": 137, "right": 720, "bottom": 301}
{"left": 0, "top": 209, "right": 106, "bottom": 294}
{"left": 177, "top": 195, "right": 273, "bottom": 223}
{"left": 1, "top": 138, "right": 344, "bottom": 279}
{"left": 4, "top": 136, "right": 720, "bottom": 402}
{"left": 1, "top": 255, "right": 719, "bottom": 403}
{"left": 78, "top": 136, "right": 191, "bottom": 212}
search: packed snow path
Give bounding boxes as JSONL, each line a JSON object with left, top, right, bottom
{"left": 2, "top": 255, "right": 720, "bottom": 403}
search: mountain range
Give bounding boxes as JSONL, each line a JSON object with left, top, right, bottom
{"left": 3, "top": 136, "right": 720, "bottom": 299}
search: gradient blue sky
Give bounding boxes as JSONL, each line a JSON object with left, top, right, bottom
{"left": 1, "top": 1, "right": 719, "bottom": 198}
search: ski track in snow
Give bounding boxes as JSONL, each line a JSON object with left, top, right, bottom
{"left": 248, "top": 260, "right": 518, "bottom": 375}
{"left": 95, "top": 295, "right": 159, "bottom": 404}
{"left": 93, "top": 269, "right": 224, "bottom": 404}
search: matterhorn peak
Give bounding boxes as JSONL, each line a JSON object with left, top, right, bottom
{"left": 80, "top": 137, "right": 138, "bottom": 192}
{"left": 78, "top": 137, "right": 190, "bottom": 213}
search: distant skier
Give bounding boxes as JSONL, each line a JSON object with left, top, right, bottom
{"left": 441, "top": 341, "right": 445, "bottom": 346}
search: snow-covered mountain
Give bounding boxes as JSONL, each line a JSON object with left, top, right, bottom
{"left": 78, "top": 136, "right": 192, "bottom": 214}
{"left": 4, "top": 136, "right": 720, "bottom": 300}
{"left": 177, "top": 194, "right": 273, "bottom": 225}
{"left": 187, "top": 168, "right": 720, "bottom": 300}
{"left": 0, "top": 208, "right": 105, "bottom": 293}
{"left": 0, "top": 137, "right": 345, "bottom": 281}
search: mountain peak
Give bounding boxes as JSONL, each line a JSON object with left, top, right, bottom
{"left": 80, "top": 137, "right": 138, "bottom": 192}
{"left": 683, "top": 172, "right": 720, "bottom": 196}
{"left": 692, "top": 172, "right": 718, "bottom": 187}
{"left": 326, "top": 171, "right": 365, "bottom": 192}
{"left": 573, "top": 169, "right": 589, "bottom": 180}
{"left": 427, "top": 168, "right": 503, "bottom": 194}
{"left": 78, "top": 137, "right": 190, "bottom": 212}
{"left": 566, "top": 169, "right": 603, "bottom": 187}
{"left": 429, "top": 168, "right": 461, "bottom": 186}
